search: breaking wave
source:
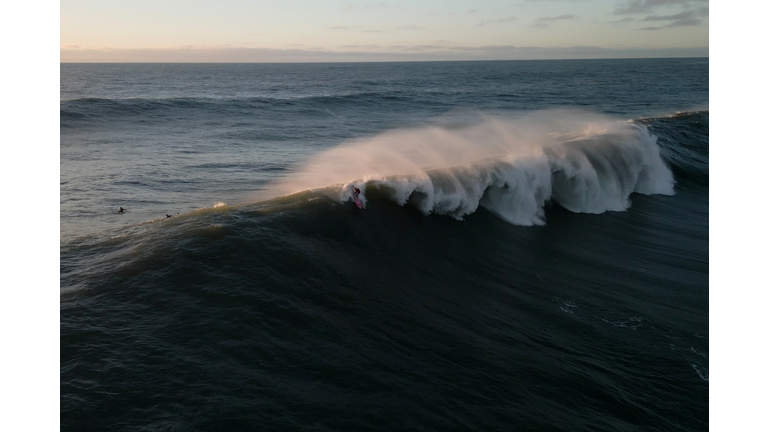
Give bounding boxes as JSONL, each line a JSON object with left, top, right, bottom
{"left": 267, "top": 109, "right": 675, "bottom": 225}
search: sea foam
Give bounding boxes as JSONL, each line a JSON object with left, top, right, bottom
{"left": 269, "top": 109, "right": 674, "bottom": 225}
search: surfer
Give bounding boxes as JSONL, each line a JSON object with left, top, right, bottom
{"left": 349, "top": 185, "right": 363, "bottom": 209}
{"left": 166, "top": 214, "right": 173, "bottom": 218}
{"left": 117, "top": 207, "right": 126, "bottom": 213}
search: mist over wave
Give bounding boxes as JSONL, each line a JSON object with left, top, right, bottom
{"left": 269, "top": 109, "right": 674, "bottom": 225}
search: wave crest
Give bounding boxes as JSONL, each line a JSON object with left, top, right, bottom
{"left": 268, "top": 109, "right": 675, "bottom": 225}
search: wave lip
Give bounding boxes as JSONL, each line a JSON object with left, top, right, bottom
{"left": 270, "top": 109, "right": 675, "bottom": 225}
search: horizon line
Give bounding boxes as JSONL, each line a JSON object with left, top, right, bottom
{"left": 60, "top": 56, "right": 709, "bottom": 64}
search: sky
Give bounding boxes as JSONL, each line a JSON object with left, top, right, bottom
{"left": 60, "top": 0, "right": 709, "bottom": 62}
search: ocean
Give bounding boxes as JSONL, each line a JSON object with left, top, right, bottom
{"left": 60, "top": 59, "right": 709, "bottom": 431}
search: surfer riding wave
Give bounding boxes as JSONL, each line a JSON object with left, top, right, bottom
{"left": 351, "top": 186, "right": 362, "bottom": 209}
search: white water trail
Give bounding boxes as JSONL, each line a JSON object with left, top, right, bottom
{"left": 267, "top": 109, "right": 674, "bottom": 225}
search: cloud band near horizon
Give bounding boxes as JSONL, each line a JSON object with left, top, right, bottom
{"left": 60, "top": 45, "right": 708, "bottom": 63}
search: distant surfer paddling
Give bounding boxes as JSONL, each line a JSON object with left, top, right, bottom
{"left": 117, "top": 207, "right": 126, "bottom": 214}
{"left": 351, "top": 186, "right": 362, "bottom": 209}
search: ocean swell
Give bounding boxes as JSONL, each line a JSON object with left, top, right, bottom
{"left": 59, "top": 92, "right": 414, "bottom": 124}
{"left": 638, "top": 110, "right": 709, "bottom": 185}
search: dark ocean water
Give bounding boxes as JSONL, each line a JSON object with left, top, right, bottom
{"left": 61, "top": 59, "right": 708, "bottom": 431}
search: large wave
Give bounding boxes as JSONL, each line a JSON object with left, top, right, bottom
{"left": 637, "top": 110, "right": 709, "bottom": 185}
{"left": 267, "top": 109, "right": 675, "bottom": 225}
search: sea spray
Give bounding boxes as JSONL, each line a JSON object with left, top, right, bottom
{"left": 267, "top": 109, "right": 674, "bottom": 225}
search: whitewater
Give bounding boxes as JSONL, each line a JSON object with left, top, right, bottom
{"left": 269, "top": 110, "right": 674, "bottom": 225}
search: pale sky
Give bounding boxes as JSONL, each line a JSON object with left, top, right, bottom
{"left": 61, "top": 0, "right": 709, "bottom": 61}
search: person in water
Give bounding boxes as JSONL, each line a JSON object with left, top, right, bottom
{"left": 353, "top": 187, "right": 360, "bottom": 198}
{"left": 166, "top": 214, "right": 173, "bottom": 218}
{"left": 117, "top": 207, "right": 126, "bottom": 213}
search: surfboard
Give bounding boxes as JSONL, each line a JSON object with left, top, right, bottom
{"left": 353, "top": 194, "right": 362, "bottom": 209}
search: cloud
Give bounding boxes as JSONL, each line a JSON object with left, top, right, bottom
{"left": 536, "top": 14, "right": 578, "bottom": 22}
{"left": 339, "top": 44, "right": 384, "bottom": 49}
{"left": 478, "top": 16, "right": 518, "bottom": 26}
{"left": 532, "top": 15, "right": 577, "bottom": 28}
{"left": 615, "top": 0, "right": 708, "bottom": 15}
{"left": 467, "top": 9, "right": 478, "bottom": 14}
{"left": 640, "top": 7, "right": 708, "bottom": 27}
{"left": 341, "top": 44, "right": 448, "bottom": 52}
{"left": 398, "top": 44, "right": 455, "bottom": 52}
{"left": 396, "top": 25, "right": 426, "bottom": 30}
{"left": 610, "top": 17, "right": 636, "bottom": 23}
{"left": 60, "top": 44, "right": 708, "bottom": 63}
{"left": 612, "top": 1, "right": 708, "bottom": 28}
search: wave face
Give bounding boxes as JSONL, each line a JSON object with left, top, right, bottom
{"left": 61, "top": 167, "right": 709, "bottom": 432}
{"left": 270, "top": 110, "right": 674, "bottom": 225}
{"left": 638, "top": 110, "right": 709, "bottom": 185}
